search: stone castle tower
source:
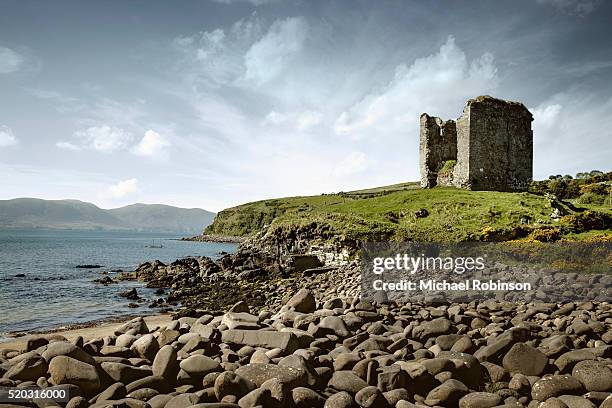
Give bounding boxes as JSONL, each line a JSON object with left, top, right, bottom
{"left": 419, "top": 95, "right": 533, "bottom": 192}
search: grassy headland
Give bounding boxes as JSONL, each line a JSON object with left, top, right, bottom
{"left": 206, "top": 175, "right": 612, "bottom": 244}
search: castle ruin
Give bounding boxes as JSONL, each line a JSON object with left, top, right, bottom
{"left": 419, "top": 95, "right": 533, "bottom": 192}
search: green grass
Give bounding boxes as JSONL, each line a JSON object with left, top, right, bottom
{"left": 206, "top": 183, "right": 612, "bottom": 243}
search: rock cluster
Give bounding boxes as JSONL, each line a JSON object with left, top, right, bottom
{"left": 2, "top": 290, "right": 611, "bottom": 408}
{"left": 123, "top": 248, "right": 361, "bottom": 316}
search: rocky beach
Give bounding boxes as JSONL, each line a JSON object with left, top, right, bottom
{"left": 1, "top": 238, "right": 611, "bottom": 408}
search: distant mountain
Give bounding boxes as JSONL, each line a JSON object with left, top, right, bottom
{"left": 0, "top": 198, "right": 215, "bottom": 233}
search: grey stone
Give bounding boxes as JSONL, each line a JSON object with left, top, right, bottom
{"left": 531, "top": 375, "right": 584, "bottom": 401}
{"left": 214, "top": 371, "right": 256, "bottom": 401}
{"left": 100, "top": 362, "right": 152, "bottom": 384}
{"left": 65, "top": 396, "right": 89, "bottom": 408}
{"left": 152, "top": 345, "right": 179, "bottom": 382}
{"left": 237, "top": 388, "right": 278, "bottom": 408}
{"left": 221, "top": 313, "right": 261, "bottom": 330}
{"left": 130, "top": 334, "right": 159, "bottom": 361}
{"left": 502, "top": 342, "right": 548, "bottom": 376}
{"left": 291, "top": 387, "right": 325, "bottom": 408}
{"left": 221, "top": 330, "right": 300, "bottom": 354}
{"left": 235, "top": 363, "right": 307, "bottom": 388}
{"left": 557, "top": 395, "right": 596, "bottom": 408}
{"left": 96, "top": 382, "right": 127, "bottom": 402}
{"left": 354, "top": 386, "right": 390, "bottom": 408}
{"left": 165, "top": 393, "right": 201, "bottom": 408}
{"left": 115, "top": 317, "right": 148, "bottom": 335}
{"left": 125, "top": 387, "right": 159, "bottom": 401}
{"left": 3, "top": 356, "right": 47, "bottom": 381}
{"left": 286, "top": 288, "right": 316, "bottom": 313}
{"left": 539, "top": 398, "right": 569, "bottom": 408}
{"left": 571, "top": 360, "right": 612, "bottom": 392}
{"left": 41, "top": 342, "right": 95, "bottom": 365}
{"left": 323, "top": 391, "right": 355, "bottom": 408}
{"left": 424, "top": 379, "right": 469, "bottom": 406}
{"left": 48, "top": 356, "right": 100, "bottom": 395}
{"left": 179, "top": 355, "right": 222, "bottom": 377}
{"left": 328, "top": 371, "right": 369, "bottom": 394}
{"left": 458, "top": 392, "right": 502, "bottom": 408}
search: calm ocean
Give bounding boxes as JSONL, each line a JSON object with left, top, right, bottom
{"left": 0, "top": 229, "right": 237, "bottom": 338}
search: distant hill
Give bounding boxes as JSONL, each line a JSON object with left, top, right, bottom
{"left": 0, "top": 198, "right": 215, "bottom": 233}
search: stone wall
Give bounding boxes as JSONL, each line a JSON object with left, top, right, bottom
{"left": 419, "top": 114, "right": 457, "bottom": 188}
{"left": 419, "top": 96, "right": 533, "bottom": 192}
{"left": 462, "top": 96, "right": 533, "bottom": 191}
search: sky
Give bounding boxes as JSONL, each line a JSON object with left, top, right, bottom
{"left": 0, "top": 0, "right": 611, "bottom": 211}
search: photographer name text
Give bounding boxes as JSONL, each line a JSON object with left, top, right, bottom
{"left": 372, "top": 279, "right": 532, "bottom": 292}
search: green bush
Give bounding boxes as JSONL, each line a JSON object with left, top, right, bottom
{"left": 438, "top": 160, "right": 457, "bottom": 175}
{"left": 576, "top": 192, "right": 607, "bottom": 205}
{"left": 580, "top": 182, "right": 609, "bottom": 195}
{"left": 529, "top": 171, "right": 611, "bottom": 199}
{"left": 560, "top": 210, "right": 612, "bottom": 233}
{"left": 528, "top": 227, "right": 561, "bottom": 242}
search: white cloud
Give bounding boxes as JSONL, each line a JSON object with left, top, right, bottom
{"left": 174, "top": 15, "right": 308, "bottom": 89}
{"left": 332, "top": 151, "right": 369, "bottom": 177}
{"left": 263, "top": 110, "right": 322, "bottom": 131}
{"left": 210, "top": 0, "right": 279, "bottom": 5}
{"left": 0, "top": 46, "right": 23, "bottom": 74}
{"left": 243, "top": 17, "right": 308, "bottom": 86}
{"left": 107, "top": 178, "right": 139, "bottom": 198}
{"left": 55, "top": 141, "right": 82, "bottom": 151}
{"left": 532, "top": 95, "right": 612, "bottom": 178}
{"left": 26, "top": 88, "right": 84, "bottom": 113}
{"left": 67, "top": 125, "right": 132, "bottom": 152}
{"left": 132, "top": 129, "right": 171, "bottom": 157}
{"left": 333, "top": 36, "right": 498, "bottom": 139}
{"left": 295, "top": 111, "right": 323, "bottom": 131}
{"left": 532, "top": 104, "right": 562, "bottom": 130}
{"left": 536, "top": 0, "right": 601, "bottom": 16}
{"left": 173, "top": 16, "right": 264, "bottom": 87}
{"left": 0, "top": 125, "right": 18, "bottom": 147}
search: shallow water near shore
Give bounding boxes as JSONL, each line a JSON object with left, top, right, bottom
{"left": 0, "top": 229, "right": 237, "bottom": 338}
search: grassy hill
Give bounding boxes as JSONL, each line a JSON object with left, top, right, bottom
{"left": 205, "top": 182, "right": 612, "bottom": 243}
{"left": 0, "top": 198, "right": 215, "bottom": 233}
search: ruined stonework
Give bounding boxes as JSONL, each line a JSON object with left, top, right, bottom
{"left": 419, "top": 95, "right": 533, "bottom": 192}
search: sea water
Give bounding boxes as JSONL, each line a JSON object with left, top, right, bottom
{"left": 0, "top": 229, "right": 237, "bottom": 338}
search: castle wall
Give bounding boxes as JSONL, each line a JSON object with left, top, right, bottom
{"left": 419, "top": 114, "right": 457, "bottom": 188}
{"left": 464, "top": 97, "right": 533, "bottom": 191}
{"left": 419, "top": 96, "right": 533, "bottom": 192}
{"left": 453, "top": 112, "right": 470, "bottom": 188}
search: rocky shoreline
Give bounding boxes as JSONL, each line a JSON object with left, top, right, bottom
{"left": 0, "top": 291, "right": 610, "bottom": 408}
{"left": 179, "top": 235, "right": 245, "bottom": 244}
{"left": 1, "top": 243, "right": 611, "bottom": 407}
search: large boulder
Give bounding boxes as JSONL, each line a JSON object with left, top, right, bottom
{"left": 3, "top": 356, "right": 48, "bottom": 381}
{"left": 100, "top": 362, "right": 152, "bottom": 384}
{"left": 115, "top": 317, "right": 149, "bottom": 335}
{"left": 285, "top": 289, "right": 317, "bottom": 313}
{"left": 502, "top": 342, "right": 548, "bottom": 376}
{"left": 571, "top": 360, "right": 612, "bottom": 392}
{"left": 221, "top": 330, "right": 300, "bottom": 354}
{"left": 48, "top": 356, "right": 100, "bottom": 395}
{"left": 179, "top": 355, "right": 222, "bottom": 377}
{"left": 424, "top": 379, "right": 469, "bottom": 407}
{"left": 152, "top": 345, "right": 179, "bottom": 382}
{"left": 531, "top": 375, "right": 584, "bottom": 401}
{"left": 130, "top": 334, "right": 159, "bottom": 361}
{"left": 235, "top": 363, "right": 308, "bottom": 388}
{"left": 214, "top": 371, "right": 256, "bottom": 401}
{"left": 42, "top": 342, "right": 95, "bottom": 365}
